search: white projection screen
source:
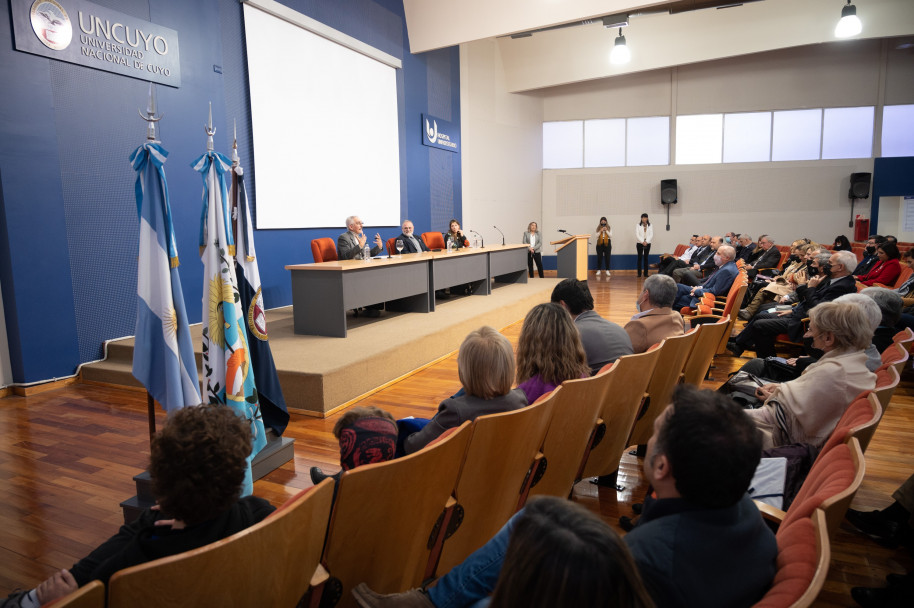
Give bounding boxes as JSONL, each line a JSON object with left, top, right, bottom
{"left": 243, "top": 1, "right": 401, "bottom": 229}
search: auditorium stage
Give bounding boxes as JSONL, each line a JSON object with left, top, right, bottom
{"left": 81, "top": 279, "right": 559, "bottom": 416}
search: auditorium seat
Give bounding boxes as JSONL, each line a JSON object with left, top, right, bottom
{"left": 893, "top": 326, "right": 914, "bottom": 354}
{"left": 432, "top": 388, "right": 557, "bottom": 576}
{"left": 681, "top": 317, "right": 730, "bottom": 385}
{"left": 818, "top": 391, "right": 882, "bottom": 456}
{"left": 580, "top": 346, "right": 662, "bottom": 482}
{"left": 421, "top": 231, "right": 446, "bottom": 250}
{"left": 46, "top": 580, "right": 104, "bottom": 608}
{"left": 872, "top": 364, "right": 900, "bottom": 413}
{"left": 107, "top": 479, "right": 335, "bottom": 608}
{"left": 880, "top": 341, "right": 909, "bottom": 375}
{"left": 311, "top": 237, "right": 338, "bottom": 263}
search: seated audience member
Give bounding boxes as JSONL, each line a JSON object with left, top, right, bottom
{"left": 353, "top": 385, "right": 776, "bottom": 608}
{"left": 515, "top": 303, "right": 590, "bottom": 403}
{"left": 885, "top": 235, "right": 898, "bottom": 244}
{"left": 860, "top": 287, "right": 904, "bottom": 352}
{"left": 402, "top": 327, "right": 526, "bottom": 455}
{"left": 625, "top": 274, "right": 685, "bottom": 353}
{"left": 394, "top": 220, "right": 429, "bottom": 254}
{"left": 746, "top": 301, "right": 876, "bottom": 450}
{"left": 739, "top": 243, "right": 815, "bottom": 320}
{"left": 833, "top": 234, "right": 853, "bottom": 251}
{"left": 728, "top": 250, "right": 857, "bottom": 359}
{"left": 846, "top": 473, "right": 914, "bottom": 607}
{"left": 310, "top": 406, "right": 398, "bottom": 485}
{"left": 853, "top": 235, "right": 885, "bottom": 276}
{"left": 672, "top": 236, "right": 721, "bottom": 286}
{"left": 1, "top": 405, "right": 273, "bottom": 608}
{"left": 672, "top": 245, "right": 738, "bottom": 310}
{"left": 550, "top": 278, "right": 633, "bottom": 374}
{"left": 744, "top": 234, "right": 781, "bottom": 281}
{"left": 659, "top": 234, "right": 710, "bottom": 275}
{"left": 736, "top": 233, "right": 757, "bottom": 263}
{"left": 856, "top": 242, "right": 902, "bottom": 287}
{"left": 653, "top": 234, "right": 698, "bottom": 269}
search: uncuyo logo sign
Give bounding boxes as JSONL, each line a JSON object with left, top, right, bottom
{"left": 30, "top": 0, "right": 72, "bottom": 51}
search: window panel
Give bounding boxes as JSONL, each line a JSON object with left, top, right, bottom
{"left": 772, "top": 109, "right": 822, "bottom": 161}
{"left": 627, "top": 116, "right": 670, "bottom": 167}
{"left": 584, "top": 119, "right": 626, "bottom": 167}
{"left": 822, "top": 106, "right": 873, "bottom": 159}
{"left": 723, "top": 112, "right": 771, "bottom": 163}
{"left": 543, "top": 121, "right": 583, "bottom": 169}
{"left": 883, "top": 105, "right": 914, "bottom": 158}
{"left": 676, "top": 114, "right": 723, "bottom": 165}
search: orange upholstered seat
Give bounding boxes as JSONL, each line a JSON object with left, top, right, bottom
{"left": 421, "top": 231, "right": 446, "bottom": 250}
{"left": 311, "top": 237, "right": 338, "bottom": 263}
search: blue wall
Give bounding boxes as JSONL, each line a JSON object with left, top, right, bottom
{"left": 0, "top": 0, "right": 461, "bottom": 382}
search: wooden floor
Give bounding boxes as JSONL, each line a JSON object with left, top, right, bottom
{"left": 1, "top": 271, "right": 912, "bottom": 606}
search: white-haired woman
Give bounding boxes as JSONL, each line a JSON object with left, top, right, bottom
{"left": 746, "top": 300, "right": 877, "bottom": 449}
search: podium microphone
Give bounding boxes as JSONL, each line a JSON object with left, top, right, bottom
{"left": 493, "top": 225, "right": 505, "bottom": 246}
{"left": 557, "top": 229, "right": 569, "bottom": 234}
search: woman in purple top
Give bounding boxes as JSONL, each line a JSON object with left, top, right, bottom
{"left": 516, "top": 303, "right": 590, "bottom": 403}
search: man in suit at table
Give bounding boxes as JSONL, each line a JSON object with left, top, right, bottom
{"left": 394, "top": 220, "right": 429, "bottom": 254}
{"left": 338, "top": 215, "right": 383, "bottom": 260}
{"left": 625, "top": 274, "right": 685, "bottom": 353}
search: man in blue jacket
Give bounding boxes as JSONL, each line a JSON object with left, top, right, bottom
{"left": 672, "top": 245, "right": 738, "bottom": 310}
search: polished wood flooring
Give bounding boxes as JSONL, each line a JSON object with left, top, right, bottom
{"left": 1, "top": 271, "right": 912, "bottom": 606}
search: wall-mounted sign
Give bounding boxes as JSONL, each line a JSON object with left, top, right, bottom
{"left": 421, "top": 113, "right": 459, "bottom": 153}
{"left": 11, "top": 0, "right": 181, "bottom": 87}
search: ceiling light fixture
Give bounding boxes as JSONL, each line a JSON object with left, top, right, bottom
{"left": 834, "top": 1, "right": 862, "bottom": 38}
{"left": 610, "top": 28, "right": 631, "bottom": 64}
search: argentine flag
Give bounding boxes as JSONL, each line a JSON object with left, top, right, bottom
{"left": 195, "top": 149, "right": 267, "bottom": 496}
{"left": 130, "top": 142, "right": 201, "bottom": 411}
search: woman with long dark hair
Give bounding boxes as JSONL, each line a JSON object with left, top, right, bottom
{"left": 636, "top": 213, "right": 653, "bottom": 278}
{"left": 594, "top": 216, "right": 612, "bottom": 276}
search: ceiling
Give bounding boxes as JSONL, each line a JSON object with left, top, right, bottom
{"left": 402, "top": 0, "right": 914, "bottom": 92}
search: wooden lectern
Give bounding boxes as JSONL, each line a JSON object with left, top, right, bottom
{"left": 551, "top": 235, "right": 590, "bottom": 280}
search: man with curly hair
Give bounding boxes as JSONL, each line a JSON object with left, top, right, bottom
{"left": 1, "top": 404, "right": 273, "bottom": 608}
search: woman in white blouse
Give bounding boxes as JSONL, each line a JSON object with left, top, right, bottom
{"left": 523, "top": 222, "right": 543, "bottom": 278}
{"left": 594, "top": 216, "right": 612, "bottom": 277}
{"left": 636, "top": 213, "right": 653, "bottom": 278}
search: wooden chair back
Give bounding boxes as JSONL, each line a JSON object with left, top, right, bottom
{"left": 319, "top": 422, "right": 473, "bottom": 606}
{"left": 48, "top": 580, "right": 105, "bottom": 608}
{"left": 580, "top": 347, "right": 662, "bottom": 479}
{"left": 527, "top": 368, "right": 614, "bottom": 499}
{"left": 682, "top": 318, "right": 730, "bottom": 386}
{"left": 893, "top": 326, "right": 914, "bottom": 353}
{"left": 434, "top": 391, "right": 558, "bottom": 575}
{"left": 873, "top": 364, "right": 900, "bottom": 412}
{"left": 628, "top": 330, "right": 700, "bottom": 447}
{"left": 421, "top": 231, "right": 446, "bottom": 250}
{"left": 752, "top": 509, "right": 830, "bottom": 608}
{"left": 311, "top": 237, "right": 339, "bottom": 263}
{"left": 107, "top": 479, "right": 336, "bottom": 608}
{"left": 880, "top": 341, "right": 909, "bottom": 375}
{"left": 819, "top": 391, "right": 882, "bottom": 456}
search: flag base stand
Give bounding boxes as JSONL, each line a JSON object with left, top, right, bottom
{"left": 120, "top": 429, "right": 295, "bottom": 524}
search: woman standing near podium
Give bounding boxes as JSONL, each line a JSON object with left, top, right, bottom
{"left": 636, "top": 213, "right": 653, "bottom": 278}
{"left": 523, "top": 222, "right": 544, "bottom": 278}
{"left": 594, "top": 216, "right": 612, "bottom": 277}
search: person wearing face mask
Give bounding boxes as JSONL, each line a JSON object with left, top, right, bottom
{"left": 856, "top": 242, "right": 902, "bottom": 287}
{"left": 672, "top": 246, "right": 738, "bottom": 310}
{"left": 853, "top": 235, "right": 885, "bottom": 276}
{"left": 624, "top": 275, "right": 685, "bottom": 354}
{"left": 739, "top": 244, "right": 816, "bottom": 320}
{"left": 594, "top": 216, "right": 612, "bottom": 277}
{"left": 728, "top": 250, "right": 858, "bottom": 359}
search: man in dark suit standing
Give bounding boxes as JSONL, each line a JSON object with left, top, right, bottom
{"left": 394, "top": 220, "right": 429, "bottom": 254}
{"left": 728, "top": 250, "right": 858, "bottom": 358}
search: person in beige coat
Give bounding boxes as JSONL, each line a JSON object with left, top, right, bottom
{"left": 746, "top": 300, "right": 876, "bottom": 450}
{"left": 624, "top": 275, "right": 685, "bottom": 353}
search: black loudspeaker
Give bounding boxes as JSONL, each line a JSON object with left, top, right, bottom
{"left": 849, "top": 173, "right": 871, "bottom": 199}
{"left": 661, "top": 179, "right": 678, "bottom": 204}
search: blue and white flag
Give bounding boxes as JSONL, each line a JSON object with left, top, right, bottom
{"left": 231, "top": 161, "right": 290, "bottom": 436}
{"left": 195, "top": 149, "right": 266, "bottom": 496}
{"left": 130, "top": 142, "right": 201, "bottom": 411}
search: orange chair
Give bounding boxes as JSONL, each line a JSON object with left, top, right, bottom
{"left": 893, "top": 326, "right": 914, "bottom": 354}
{"left": 874, "top": 265, "right": 912, "bottom": 289}
{"left": 818, "top": 391, "right": 882, "bottom": 455}
{"left": 421, "top": 231, "right": 446, "bottom": 250}
{"left": 385, "top": 237, "right": 398, "bottom": 256}
{"left": 311, "top": 237, "right": 338, "bottom": 263}
{"left": 880, "top": 341, "right": 909, "bottom": 375}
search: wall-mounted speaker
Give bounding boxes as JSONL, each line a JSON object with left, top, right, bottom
{"left": 661, "top": 179, "right": 678, "bottom": 205}
{"left": 849, "top": 173, "right": 871, "bottom": 199}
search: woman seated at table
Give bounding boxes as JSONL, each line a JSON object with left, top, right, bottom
{"left": 746, "top": 300, "right": 876, "bottom": 450}
{"left": 515, "top": 303, "right": 590, "bottom": 403}
{"left": 444, "top": 219, "right": 469, "bottom": 250}
{"left": 856, "top": 242, "right": 902, "bottom": 287}
{"left": 402, "top": 326, "right": 527, "bottom": 454}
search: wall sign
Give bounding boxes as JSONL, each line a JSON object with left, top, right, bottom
{"left": 11, "top": 0, "right": 181, "bottom": 87}
{"left": 421, "top": 113, "right": 459, "bottom": 153}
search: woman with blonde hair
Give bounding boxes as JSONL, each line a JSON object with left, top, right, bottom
{"left": 402, "top": 326, "right": 527, "bottom": 454}
{"left": 515, "top": 303, "right": 589, "bottom": 403}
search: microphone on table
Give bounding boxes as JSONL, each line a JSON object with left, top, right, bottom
{"left": 468, "top": 229, "right": 484, "bottom": 247}
{"left": 493, "top": 225, "right": 505, "bottom": 246}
